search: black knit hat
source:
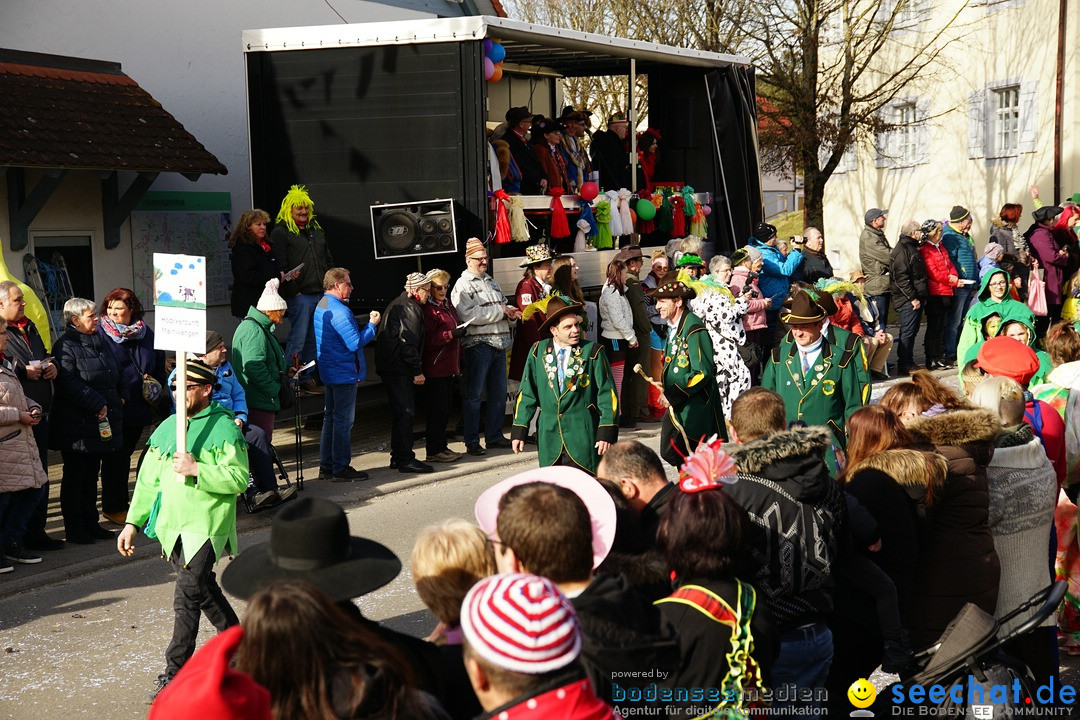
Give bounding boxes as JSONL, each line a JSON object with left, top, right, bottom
{"left": 753, "top": 222, "right": 777, "bottom": 242}
{"left": 949, "top": 205, "right": 970, "bottom": 222}
{"left": 185, "top": 359, "right": 219, "bottom": 389}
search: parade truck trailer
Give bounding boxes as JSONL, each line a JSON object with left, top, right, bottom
{"left": 243, "top": 15, "right": 762, "bottom": 310}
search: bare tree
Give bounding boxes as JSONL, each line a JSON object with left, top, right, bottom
{"left": 747, "top": 0, "right": 970, "bottom": 229}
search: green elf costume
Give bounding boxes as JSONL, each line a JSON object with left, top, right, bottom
{"left": 956, "top": 268, "right": 1034, "bottom": 376}
{"left": 511, "top": 296, "right": 618, "bottom": 473}
{"left": 648, "top": 272, "right": 725, "bottom": 467}
{"left": 762, "top": 289, "right": 869, "bottom": 465}
{"left": 123, "top": 359, "right": 250, "bottom": 693}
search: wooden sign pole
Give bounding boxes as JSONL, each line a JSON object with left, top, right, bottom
{"left": 175, "top": 350, "right": 187, "bottom": 482}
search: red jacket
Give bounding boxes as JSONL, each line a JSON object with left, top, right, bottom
{"left": 509, "top": 276, "right": 549, "bottom": 381}
{"left": 421, "top": 299, "right": 461, "bottom": 378}
{"left": 478, "top": 677, "right": 621, "bottom": 720}
{"left": 920, "top": 241, "right": 958, "bottom": 296}
{"left": 829, "top": 295, "right": 864, "bottom": 336}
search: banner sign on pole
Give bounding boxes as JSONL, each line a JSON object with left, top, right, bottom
{"left": 153, "top": 253, "right": 207, "bottom": 353}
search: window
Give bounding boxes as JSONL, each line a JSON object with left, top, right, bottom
{"left": 875, "top": 99, "right": 928, "bottom": 169}
{"left": 968, "top": 81, "right": 1037, "bottom": 160}
{"left": 994, "top": 86, "right": 1019, "bottom": 155}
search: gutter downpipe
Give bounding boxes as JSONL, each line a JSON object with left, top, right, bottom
{"left": 630, "top": 57, "right": 638, "bottom": 193}
{"left": 1055, "top": 0, "right": 1067, "bottom": 202}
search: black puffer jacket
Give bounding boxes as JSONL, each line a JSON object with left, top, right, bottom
{"left": 798, "top": 247, "right": 834, "bottom": 284}
{"left": 904, "top": 408, "right": 1002, "bottom": 647}
{"left": 890, "top": 233, "right": 929, "bottom": 305}
{"left": 230, "top": 242, "right": 281, "bottom": 317}
{"left": 375, "top": 292, "right": 425, "bottom": 377}
{"left": 571, "top": 573, "right": 681, "bottom": 711}
{"left": 725, "top": 427, "right": 845, "bottom": 631}
{"left": 50, "top": 325, "right": 125, "bottom": 454}
{"left": 6, "top": 320, "right": 53, "bottom": 411}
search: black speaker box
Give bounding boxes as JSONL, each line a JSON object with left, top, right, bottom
{"left": 370, "top": 199, "right": 458, "bottom": 259}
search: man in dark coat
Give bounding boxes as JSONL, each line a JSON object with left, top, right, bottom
{"left": 0, "top": 281, "right": 62, "bottom": 551}
{"left": 375, "top": 272, "right": 434, "bottom": 475}
{"left": 590, "top": 112, "right": 631, "bottom": 190}
{"left": 502, "top": 106, "right": 546, "bottom": 195}
{"left": 616, "top": 246, "right": 655, "bottom": 427}
{"left": 890, "top": 220, "right": 930, "bottom": 375}
{"left": 726, "top": 387, "right": 844, "bottom": 716}
{"left": 796, "top": 227, "right": 833, "bottom": 283}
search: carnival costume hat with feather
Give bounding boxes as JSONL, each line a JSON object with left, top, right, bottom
{"left": 275, "top": 185, "right": 321, "bottom": 234}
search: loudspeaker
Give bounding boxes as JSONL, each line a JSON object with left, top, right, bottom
{"left": 370, "top": 199, "right": 458, "bottom": 259}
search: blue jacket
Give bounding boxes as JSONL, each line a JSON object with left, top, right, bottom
{"left": 748, "top": 239, "right": 803, "bottom": 308}
{"left": 943, "top": 224, "right": 977, "bottom": 281}
{"left": 315, "top": 294, "right": 377, "bottom": 385}
{"left": 167, "top": 360, "right": 247, "bottom": 422}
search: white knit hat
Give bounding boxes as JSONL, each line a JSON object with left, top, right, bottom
{"left": 460, "top": 573, "right": 581, "bottom": 674}
{"left": 256, "top": 278, "right": 287, "bottom": 312}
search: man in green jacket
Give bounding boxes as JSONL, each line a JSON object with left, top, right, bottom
{"left": 649, "top": 272, "right": 725, "bottom": 466}
{"left": 117, "top": 359, "right": 250, "bottom": 702}
{"left": 763, "top": 289, "right": 869, "bottom": 465}
{"left": 511, "top": 296, "right": 618, "bottom": 473}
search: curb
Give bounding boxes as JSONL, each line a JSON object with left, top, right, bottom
{"left": 0, "top": 426, "right": 661, "bottom": 599}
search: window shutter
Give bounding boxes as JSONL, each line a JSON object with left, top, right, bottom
{"left": 1018, "top": 81, "right": 1038, "bottom": 153}
{"left": 968, "top": 90, "right": 986, "bottom": 159}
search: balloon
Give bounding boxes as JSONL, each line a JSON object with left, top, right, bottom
{"left": 484, "top": 39, "right": 493, "bottom": 55}
{"left": 488, "top": 42, "right": 506, "bottom": 63}
{"left": 579, "top": 181, "right": 599, "bottom": 201}
{"left": 702, "top": 205, "right": 712, "bottom": 216}
{"left": 630, "top": 209, "right": 637, "bottom": 226}
{"left": 483, "top": 57, "right": 494, "bottom": 80}
{"left": 490, "top": 63, "right": 503, "bottom": 82}
{"left": 636, "top": 198, "right": 657, "bottom": 221}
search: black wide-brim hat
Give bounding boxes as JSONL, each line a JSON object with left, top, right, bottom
{"left": 221, "top": 497, "right": 401, "bottom": 602}
{"left": 646, "top": 271, "right": 696, "bottom": 300}
{"left": 539, "top": 296, "right": 586, "bottom": 334}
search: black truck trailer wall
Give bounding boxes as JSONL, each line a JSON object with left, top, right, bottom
{"left": 247, "top": 41, "right": 488, "bottom": 310}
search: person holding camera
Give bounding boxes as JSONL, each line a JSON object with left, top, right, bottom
{"left": 798, "top": 227, "right": 834, "bottom": 283}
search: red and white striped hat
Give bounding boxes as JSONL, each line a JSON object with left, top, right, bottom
{"left": 461, "top": 573, "right": 581, "bottom": 675}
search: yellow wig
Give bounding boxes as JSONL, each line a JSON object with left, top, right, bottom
{"left": 275, "top": 185, "right": 322, "bottom": 234}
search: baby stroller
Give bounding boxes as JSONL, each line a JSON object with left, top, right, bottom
{"left": 877, "top": 580, "right": 1067, "bottom": 716}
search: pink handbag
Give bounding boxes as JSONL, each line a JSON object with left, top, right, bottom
{"left": 1028, "top": 264, "right": 1048, "bottom": 316}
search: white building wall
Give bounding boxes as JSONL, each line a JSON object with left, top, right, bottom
{"left": 822, "top": 0, "right": 1077, "bottom": 276}
{"left": 1, "top": 0, "right": 431, "bottom": 328}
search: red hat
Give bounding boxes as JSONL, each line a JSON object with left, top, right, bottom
{"left": 975, "top": 336, "right": 1040, "bottom": 386}
{"left": 461, "top": 573, "right": 581, "bottom": 674}
{"left": 149, "top": 626, "right": 271, "bottom": 720}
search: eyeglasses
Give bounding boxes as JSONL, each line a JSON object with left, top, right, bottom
{"left": 470, "top": 256, "right": 489, "bottom": 263}
{"left": 988, "top": 281, "right": 1007, "bottom": 288}
{"left": 431, "top": 284, "right": 446, "bottom": 291}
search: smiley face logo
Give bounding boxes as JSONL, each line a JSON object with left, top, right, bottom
{"left": 848, "top": 678, "right": 877, "bottom": 709}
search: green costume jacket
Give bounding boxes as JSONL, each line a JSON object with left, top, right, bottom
{"left": 511, "top": 339, "right": 618, "bottom": 473}
{"left": 662, "top": 310, "right": 726, "bottom": 445}
{"left": 956, "top": 269, "right": 1034, "bottom": 372}
{"left": 763, "top": 325, "right": 869, "bottom": 450}
{"left": 127, "top": 401, "right": 250, "bottom": 564}
{"left": 961, "top": 307, "right": 1052, "bottom": 385}
{"left": 231, "top": 307, "right": 287, "bottom": 412}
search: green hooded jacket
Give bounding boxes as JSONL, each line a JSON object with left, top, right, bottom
{"left": 961, "top": 304, "right": 1051, "bottom": 385}
{"left": 956, "top": 270, "right": 1034, "bottom": 371}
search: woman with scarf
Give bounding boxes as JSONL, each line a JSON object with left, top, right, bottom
{"left": 229, "top": 208, "right": 284, "bottom": 322}
{"left": 97, "top": 288, "right": 166, "bottom": 525}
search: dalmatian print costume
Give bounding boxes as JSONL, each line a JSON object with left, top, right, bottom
{"left": 690, "top": 287, "right": 751, "bottom": 418}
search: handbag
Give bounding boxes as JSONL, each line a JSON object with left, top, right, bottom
{"left": 126, "top": 347, "right": 165, "bottom": 406}
{"left": 1027, "top": 265, "right": 1048, "bottom": 317}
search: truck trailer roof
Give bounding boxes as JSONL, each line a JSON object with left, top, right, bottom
{"left": 242, "top": 15, "right": 752, "bottom": 75}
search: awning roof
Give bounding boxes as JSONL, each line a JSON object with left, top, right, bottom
{"left": 0, "top": 48, "right": 227, "bottom": 175}
{"left": 242, "top": 16, "right": 751, "bottom": 77}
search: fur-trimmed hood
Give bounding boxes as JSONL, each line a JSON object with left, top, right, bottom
{"left": 905, "top": 408, "right": 1001, "bottom": 447}
{"left": 846, "top": 448, "right": 948, "bottom": 498}
{"left": 728, "top": 426, "right": 833, "bottom": 502}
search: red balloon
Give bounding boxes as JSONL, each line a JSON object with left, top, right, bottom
{"left": 630, "top": 208, "right": 638, "bottom": 226}
{"left": 579, "top": 181, "right": 599, "bottom": 201}
{"left": 490, "top": 63, "right": 503, "bottom": 82}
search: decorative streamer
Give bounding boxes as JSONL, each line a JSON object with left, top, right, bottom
{"left": 593, "top": 200, "right": 614, "bottom": 249}
{"left": 657, "top": 191, "right": 674, "bottom": 235}
{"left": 492, "top": 190, "right": 511, "bottom": 245}
{"left": 578, "top": 201, "right": 598, "bottom": 237}
{"left": 508, "top": 195, "right": 529, "bottom": 242}
{"left": 669, "top": 195, "right": 687, "bottom": 237}
{"left": 605, "top": 190, "right": 623, "bottom": 237}
{"left": 689, "top": 202, "right": 707, "bottom": 237}
{"left": 617, "top": 188, "right": 634, "bottom": 236}
{"left": 574, "top": 219, "right": 590, "bottom": 252}
{"left": 548, "top": 188, "right": 570, "bottom": 239}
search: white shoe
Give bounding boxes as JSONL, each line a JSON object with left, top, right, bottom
{"left": 277, "top": 485, "right": 298, "bottom": 502}
{"left": 254, "top": 491, "right": 278, "bottom": 509}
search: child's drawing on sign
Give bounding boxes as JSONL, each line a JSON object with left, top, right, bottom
{"left": 153, "top": 254, "right": 207, "bottom": 310}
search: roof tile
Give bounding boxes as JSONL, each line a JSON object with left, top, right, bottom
{"left": 0, "top": 49, "right": 226, "bottom": 175}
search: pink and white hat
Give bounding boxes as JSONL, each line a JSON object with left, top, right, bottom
{"left": 461, "top": 573, "right": 581, "bottom": 674}
{"left": 474, "top": 466, "right": 617, "bottom": 570}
